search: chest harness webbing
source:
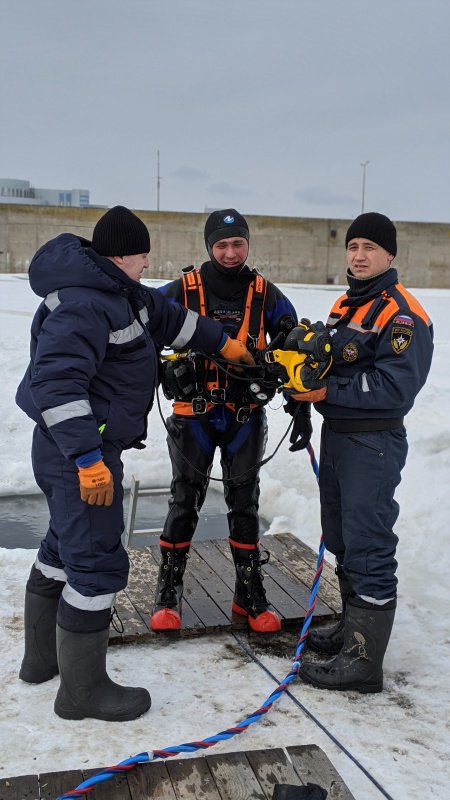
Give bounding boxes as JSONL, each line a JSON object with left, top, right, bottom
{"left": 174, "top": 268, "right": 268, "bottom": 422}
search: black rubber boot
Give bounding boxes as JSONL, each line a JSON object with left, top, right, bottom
{"left": 307, "top": 569, "right": 352, "bottom": 655}
{"left": 19, "top": 591, "right": 60, "bottom": 683}
{"left": 299, "top": 596, "right": 396, "bottom": 693}
{"left": 230, "top": 540, "right": 281, "bottom": 633}
{"left": 19, "top": 565, "right": 64, "bottom": 684}
{"left": 150, "top": 545, "right": 189, "bottom": 631}
{"left": 54, "top": 624, "right": 151, "bottom": 721}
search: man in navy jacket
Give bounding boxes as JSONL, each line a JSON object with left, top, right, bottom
{"left": 16, "top": 205, "right": 253, "bottom": 722}
{"left": 298, "top": 212, "right": 434, "bottom": 694}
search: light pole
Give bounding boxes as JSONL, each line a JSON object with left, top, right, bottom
{"left": 156, "top": 150, "right": 161, "bottom": 212}
{"left": 360, "top": 160, "right": 369, "bottom": 213}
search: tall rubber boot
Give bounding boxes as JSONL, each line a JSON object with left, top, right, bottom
{"left": 230, "top": 539, "right": 281, "bottom": 633}
{"left": 54, "top": 624, "right": 151, "bottom": 721}
{"left": 19, "top": 565, "right": 64, "bottom": 684}
{"left": 299, "top": 596, "right": 396, "bottom": 693}
{"left": 150, "top": 542, "right": 189, "bottom": 631}
{"left": 307, "top": 569, "right": 352, "bottom": 655}
{"left": 19, "top": 592, "right": 60, "bottom": 683}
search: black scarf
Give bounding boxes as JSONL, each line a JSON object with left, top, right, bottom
{"left": 342, "top": 267, "right": 398, "bottom": 309}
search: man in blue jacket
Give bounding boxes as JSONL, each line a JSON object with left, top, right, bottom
{"left": 298, "top": 212, "right": 434, "bottom": 693}
{"left": 16, "top": 205, "right": 253, "bottom": 722}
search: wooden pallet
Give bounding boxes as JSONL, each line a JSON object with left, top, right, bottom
{"left": 2, "top": 745, "right": 355, "bottom": 800}
{"left": 110, "top": 533, "right": 341, "bottom": 643}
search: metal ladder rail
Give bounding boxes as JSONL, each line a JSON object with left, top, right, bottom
{"left": 122, "top": 476, "right": 170, "bottom": 548}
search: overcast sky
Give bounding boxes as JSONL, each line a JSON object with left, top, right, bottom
{"left": 1, "top": 0, "right": 449, "bottom": 224}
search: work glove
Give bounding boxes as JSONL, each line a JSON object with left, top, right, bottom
{"left": 219, "top": 336, "right": 255, "bottom": 366}
{"left": 284, "top": 398, "right": 313, "bottom": 451}
{"left": 290, "top": 387, "right": 327, "bottom": 402}
{"left": 78, "top": 460, "right": 114, "bottom": 506}
{"left": 299, "top": 362, "right": 328, "bottom": 396}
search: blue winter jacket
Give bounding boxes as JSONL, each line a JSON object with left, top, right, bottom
{"left": 16, "top": 234, "right": 224, "bottom": 459}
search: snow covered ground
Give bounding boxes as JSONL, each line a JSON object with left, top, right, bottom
{"left": 1, "top": 274, "right": 449, "bottom": 799}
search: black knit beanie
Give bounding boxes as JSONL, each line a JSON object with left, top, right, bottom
{"left": 204, "top": 208, "right": 249, "bottom": 250}
{"left": 345, "top": 212, "right": 397, "bottom": 257}
{"left": 91, "top": 206, "right": 150, "bottom": 256}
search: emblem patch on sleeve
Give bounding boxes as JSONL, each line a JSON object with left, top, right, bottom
{"left": 342, "top": 342, "right": 358, "bottom": 361}
{"left": 391, "top": 326, "right": 413, "bottom": 354}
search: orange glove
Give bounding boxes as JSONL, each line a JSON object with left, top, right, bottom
{"left": 219, "top": 337, "right": 255, "bottom": 366}
{"left": 290, "top": 388, "right": 327, "bottom": 403}
{"left": 78, "top": 461, "right": 114, "bottom": 507}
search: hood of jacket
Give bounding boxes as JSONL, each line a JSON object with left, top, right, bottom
{"left": 28, "top": 233, "right": 140, "bottom": 299}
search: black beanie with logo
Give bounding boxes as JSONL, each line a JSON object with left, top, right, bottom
{"left": 91, "top": 206, "right": 150, "bottom": 256}
{"left": 345, "top": 212, "right": 397, "bottom": 257}
{"left": 204, "top": 209, "right": 249, "bottom": 250}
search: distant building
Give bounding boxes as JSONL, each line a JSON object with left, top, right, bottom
{"left": 0, "top": 178, "right": 91, "bottom": 207}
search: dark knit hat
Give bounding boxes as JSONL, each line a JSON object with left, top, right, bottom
{"left": 91, "top": 206, "right": 150, "bottom": 256}
{"left": 204, "top": 208, "right": 249, "bottom": 250}
{"left": 345, "top": 212, "right": 397, "bottom": 257}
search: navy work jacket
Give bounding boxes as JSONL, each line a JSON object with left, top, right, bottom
{"left": 16, "top": 234, "right": 222, "bottom": 459}
{"left": 315, "top": 268, "right": 434, "bottom": 421}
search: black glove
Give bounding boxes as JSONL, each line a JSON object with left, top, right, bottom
{"left": 300, "top": 362, "right": 329, "bottom": 391}
{"left": 284, "top": 399, "right": 312, "bottom": 452}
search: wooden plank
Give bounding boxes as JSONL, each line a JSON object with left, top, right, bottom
{"left": 288, "top": 744, "right": 356, "bottom": 800}
{"left": 206, "top": 752, "right": 266, "bottom": 800}
{"left": 0, "top": 775, "right": 39, "bottom": 800}
{"left": 5, "top": 747, "right": 356, "bottom": 800}
{"left": 266, "top": 534, "right": 341, "bottom": 615}
{"left": 273, "top": 533, "right": 339, "bottom": 591}
{"left": 193, "top": 540, "right": 236, "bottom": 594}
{"left": 245, "top": 748, "right": 306, "bottom": 794}
{"left": 259, "top": 545, "right": 333, "bottom": 619}
{"left": 166, "top": 757, "right": 222, "bottom": 800}
{"left": 187, "top": 549, "right": 236, "bottom": 632}
{"left": 112, "top": 532, "right": 340, "bottom": 643}
{"left": 126, "top": 760, "right": 177, "bottom": 800}
{"left": 183, "top": 573, "right": 231, "bottom": 631}
{"left": 110, "top": 589, "right": 150, "bottom": 644}
{"left": 38, "top": 769, "right": 83, "bottom": 800}
{"left": 187, "top": 545, "right": 248, "bottom": 630}
{"left": 82, "top": 767, "right": 131, "bottom": 800}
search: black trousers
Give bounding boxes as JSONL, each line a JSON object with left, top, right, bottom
{"left": 162, "top": 406, "right": 268, "bottom": 546}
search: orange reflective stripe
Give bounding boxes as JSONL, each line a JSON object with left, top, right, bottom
{"left": 229, "top": 537, "right": 259, "bottom": 550}
{"left": 395, "top": 284, "right": 432, "bottom": 326}
{"left": 373, "top": 295, "right": 400, "bottom": 330}
{"left": 159, "top": 539, "right": 191, "bottom": 549}
{"left": 238, "top": 278, "right": 267, "bottom": 349}
{"left": 239, "top": 281, "right": 254, "bottom": 345}
{"left": 182, "top": 269, "right": 206, "bottom": 314}
{"left": 328, "top": 283, "right": 431, "bottom": 335}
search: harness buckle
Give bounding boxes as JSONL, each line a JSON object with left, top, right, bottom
{"left": 247, "top": 333, "right": 259, "bottom": 352}
{"left": 236, "top": 406, "right": 251, "bottom": 424}
{"left": 210, "top": 388, "right": 227, "bottom": 404}
{"left": 192, "top": 397, "right": 207, "bottom": 414}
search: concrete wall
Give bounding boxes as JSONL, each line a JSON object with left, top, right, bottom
{"left": 1, "top": 204, "right": 449, "bottom": 287}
